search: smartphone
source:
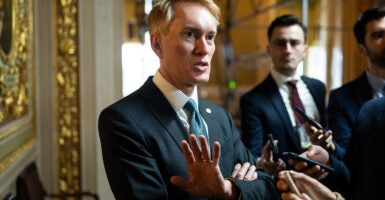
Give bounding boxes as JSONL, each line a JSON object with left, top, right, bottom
{"left": 267, "top": 133, "right": 279, "bottom": 161}
{"left": 295, "top": 106, "right": 323, "bottom": 130}
{"left": 282, "top": 151, "right": 335, "bottom": 173}
{"left": 284, "top": 171, "right": 301, "bottom": 197}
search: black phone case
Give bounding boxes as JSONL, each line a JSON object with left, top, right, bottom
{"left": 267, "top": 133, "right": 279, "bottom": 161}
{"left": 295, "top": 106, "right": 323, "bottom": 130}
{"left": 282, "top": 151, "right": 335, "bottom": 173}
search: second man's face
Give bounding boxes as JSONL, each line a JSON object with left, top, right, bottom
{"left": 267, "top": 25, "right": 307, "bottom": 76}
{"left": 363, "top": 17, "right": 385, "bottom": 69}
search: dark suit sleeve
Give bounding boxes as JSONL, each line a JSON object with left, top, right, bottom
{"left": 98, "top": 107, "right": 169, "bottom": 199}
{"left": 322, "top": 155, "right": 350, "bottom": 198}
{"left": 220, "top": 109, "right": 280, "bottom": 200}
{"left": 239, "top": 94, "right": 265, "bottom": 157}
{"left": 326, "top": 91, "right": 351, "bottom": 158}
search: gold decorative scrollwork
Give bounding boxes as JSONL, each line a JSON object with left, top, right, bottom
{"left": 0, "top": 0, "right": 32, "bottom": 127}
{"left": 55, "top": 0, "right": 81, "bottom": 194}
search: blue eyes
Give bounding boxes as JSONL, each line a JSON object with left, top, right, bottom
{"left": 184, "top": 31, "right": 216, "bottom": 42}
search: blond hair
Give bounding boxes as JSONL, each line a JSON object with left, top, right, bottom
{"left": 147, "top": 0, "right": 220, "bottom": 34}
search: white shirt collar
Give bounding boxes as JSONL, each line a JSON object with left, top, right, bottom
{"left": 271, "top": 68, "right": 302, "bottom": 86}
{"left": 153, "top": 70, "right": 199, "bottom": 111}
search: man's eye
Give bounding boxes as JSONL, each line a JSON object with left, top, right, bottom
{"left": 207, "top": 34, "right": 215, "bottom": 41}
{"left": 290, "top": 41, "right": 300, "bottom": 46}
{"left": 185, "top": 31, "right": 195, "bottom": 38}
{"left": 273, "top": 41, "right": 286, "bottom": 46}
{"left": 372, "top": 32, "right": 384, "bottom": 39}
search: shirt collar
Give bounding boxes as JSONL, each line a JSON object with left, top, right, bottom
{"left": 271, "top": 68, "right": 302, "bottom": 86}
{"left": 153, "top": 70, "right": 199, "bottom": 111}
{"left": 366, "top": 69, "right": 385, "bottom": 93}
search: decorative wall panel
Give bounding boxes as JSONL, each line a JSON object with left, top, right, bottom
{"left": 0, "top": 0, "right": 36, "bottom": 173}
{"left": 54, "top": 0, "right": 81, "bottom": 194}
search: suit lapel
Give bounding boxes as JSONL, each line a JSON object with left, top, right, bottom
{"left": 198, "top": 99, "right": 215, "bottom": 151}
{"left": 266, "top": 75, "right": 302, "bottom": 150}
{"left": 141, "top": 78, "right": 189, "bottom": 151}
{"left": 353, "top": 73, "right": 373, "bottom": 106}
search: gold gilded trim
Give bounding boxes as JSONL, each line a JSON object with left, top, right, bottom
{"left": 0, "top": 118, "right": 31, "bottom": 141}
{"left": 0, "top": 0, "right": 34, "bottom": 128}
{"left": 0, "top": 135, "right": 36, "bottom": 174}
{"left": 54, "top": 0, "right": 81, "bottom": 193}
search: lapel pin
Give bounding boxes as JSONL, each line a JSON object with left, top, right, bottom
{"left": 205, "top": 108, "right": 211, "bottom": 114}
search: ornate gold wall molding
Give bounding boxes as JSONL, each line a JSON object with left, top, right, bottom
{"left": 0, "top": 0, "right": 34, "bottom": 132}
{"left": 0, "top": 135, "right": 36, "bottom": 174}
{"left": 54, "top": 0, "right": 81, "bottom": 194}
{"left": 0, "top": 0, "right": 35, "bottom": 176}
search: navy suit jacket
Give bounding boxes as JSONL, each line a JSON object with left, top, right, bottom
{"left": 326, "top": 97, "right": 385, "bottom": 199}
{"left": 326, "top": 72, "right": 372, "bottom": 158}
{"left": 98, "top": 77, "right": 280, "bottom": 200}
{"left": 343, "top": 97, "right": 385, "bottom": 199}
{"left": 240, "top": 73, "right": 326, "bottom": 157}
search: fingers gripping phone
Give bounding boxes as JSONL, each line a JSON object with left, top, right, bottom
{"left": 267, "top": 133, "right": 279, "bottom": 162}
{"left": 282, "top": 152, "right": 335, "bottom": 173}
{"left": 295, "top": 107, "right": 324, "bottom": 130}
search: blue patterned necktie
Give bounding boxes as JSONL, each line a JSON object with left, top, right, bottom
{"left": 184, "top": 99, "right": 208, "bottom": 139}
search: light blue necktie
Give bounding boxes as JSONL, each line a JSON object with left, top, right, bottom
{"left": 184, "top": 99, "right": 208, "bottom": 139}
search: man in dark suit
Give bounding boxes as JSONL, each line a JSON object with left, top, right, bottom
{"left": 326, "top": 7, "right": 385, "bottom": 159}
{"left": 240, "top": 14, "right": 327, "bottom": 176}
{"left": 98, "top": 0, "right": 280, "bottom": 199}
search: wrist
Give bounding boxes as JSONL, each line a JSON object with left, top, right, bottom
{"left": 223, "top": 178, "right": 240, "bottom": 200}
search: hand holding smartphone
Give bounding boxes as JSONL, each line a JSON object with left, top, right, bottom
{"left": 267, "top": 133, "right": 279, "bottom": 162}
{"left": 282, "top": 152, "right": 335, "bottom": 173}
{"left": 295, "top": 107, "right": 323, "bottom": 130}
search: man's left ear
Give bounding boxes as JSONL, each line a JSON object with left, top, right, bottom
{"left": 150, "top": 34, "right": 162, "bottom": 57}
{"left": 356, "top": 44, "right": 367, "bottom": 56}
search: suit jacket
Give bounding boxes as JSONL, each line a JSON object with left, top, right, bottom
{"left": 326, "top": 72, "right": 372, "bottom": 158}
{"left": 98, "top": 77, "right": 280, "bottom": 200}
{"left": 326, "top": 97, "right": 385, "bottom": 199}
{"left": 343, "top": 97, "right": 385, "bottom": 200}
{"left": 240, "top": 73, "right": 326, "bottom": 157}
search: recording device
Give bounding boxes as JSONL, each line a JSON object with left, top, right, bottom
{"left": 295, "top": 106, "right": 323, "bottom": 130}
{"left": 267, "top": 133, "right": 279, "bottom": 162}
{"left": 284, "top": 171, "right": 301, "bottom": 197}
{"left": 282, "top": 151, "right": 335, "bottom": 173}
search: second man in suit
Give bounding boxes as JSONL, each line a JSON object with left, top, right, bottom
{"left": 326, "top": 7, "right": 385, "bottom": 159}
{"left": 240, "top": 14, "right": 327, "bottom": 176}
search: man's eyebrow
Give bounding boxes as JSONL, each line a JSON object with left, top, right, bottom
{"left": 370, "top": 29, "right": 385, "bottom": 35}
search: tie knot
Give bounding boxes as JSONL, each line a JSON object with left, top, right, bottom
{"left": 287, "top": 80, "right": 298, "bottom": 87}
{"left": 184, "top": 99, "right": 198, "bottom": 113}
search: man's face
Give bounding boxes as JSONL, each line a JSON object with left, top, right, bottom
{"left": 267, "top": 25, "right": 307, "bottom": 76}
{"left": 155, "top": 2, "right": 217, "bottom": 91}
{"left": 363, "top": 17, "right": 385, "bottom": 69}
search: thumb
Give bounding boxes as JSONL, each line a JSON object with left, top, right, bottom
{"left": 170, "top": 176, "right": 189, "bottom": 190}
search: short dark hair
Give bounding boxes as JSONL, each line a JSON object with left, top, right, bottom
{"left": 353, "top": 7, "right": 385, "bottom": 45}
{"left": 267, "top": 14, "right": 307, "bottom": 43}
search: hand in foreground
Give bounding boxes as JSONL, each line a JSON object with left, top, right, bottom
{"left": 287, "top": 145, "right": 330, "bottom": 180}
{"left": 276, "top": 170, "right": 337, "bottom": 200}
{"left": 257, "top": 139, "right": 286, "bottom": 176}
{"left": 171, "top": 134, "right": 239, "bottom": 199}
{"left": 231, "top": 162, "right": 258, "bottom": 181}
